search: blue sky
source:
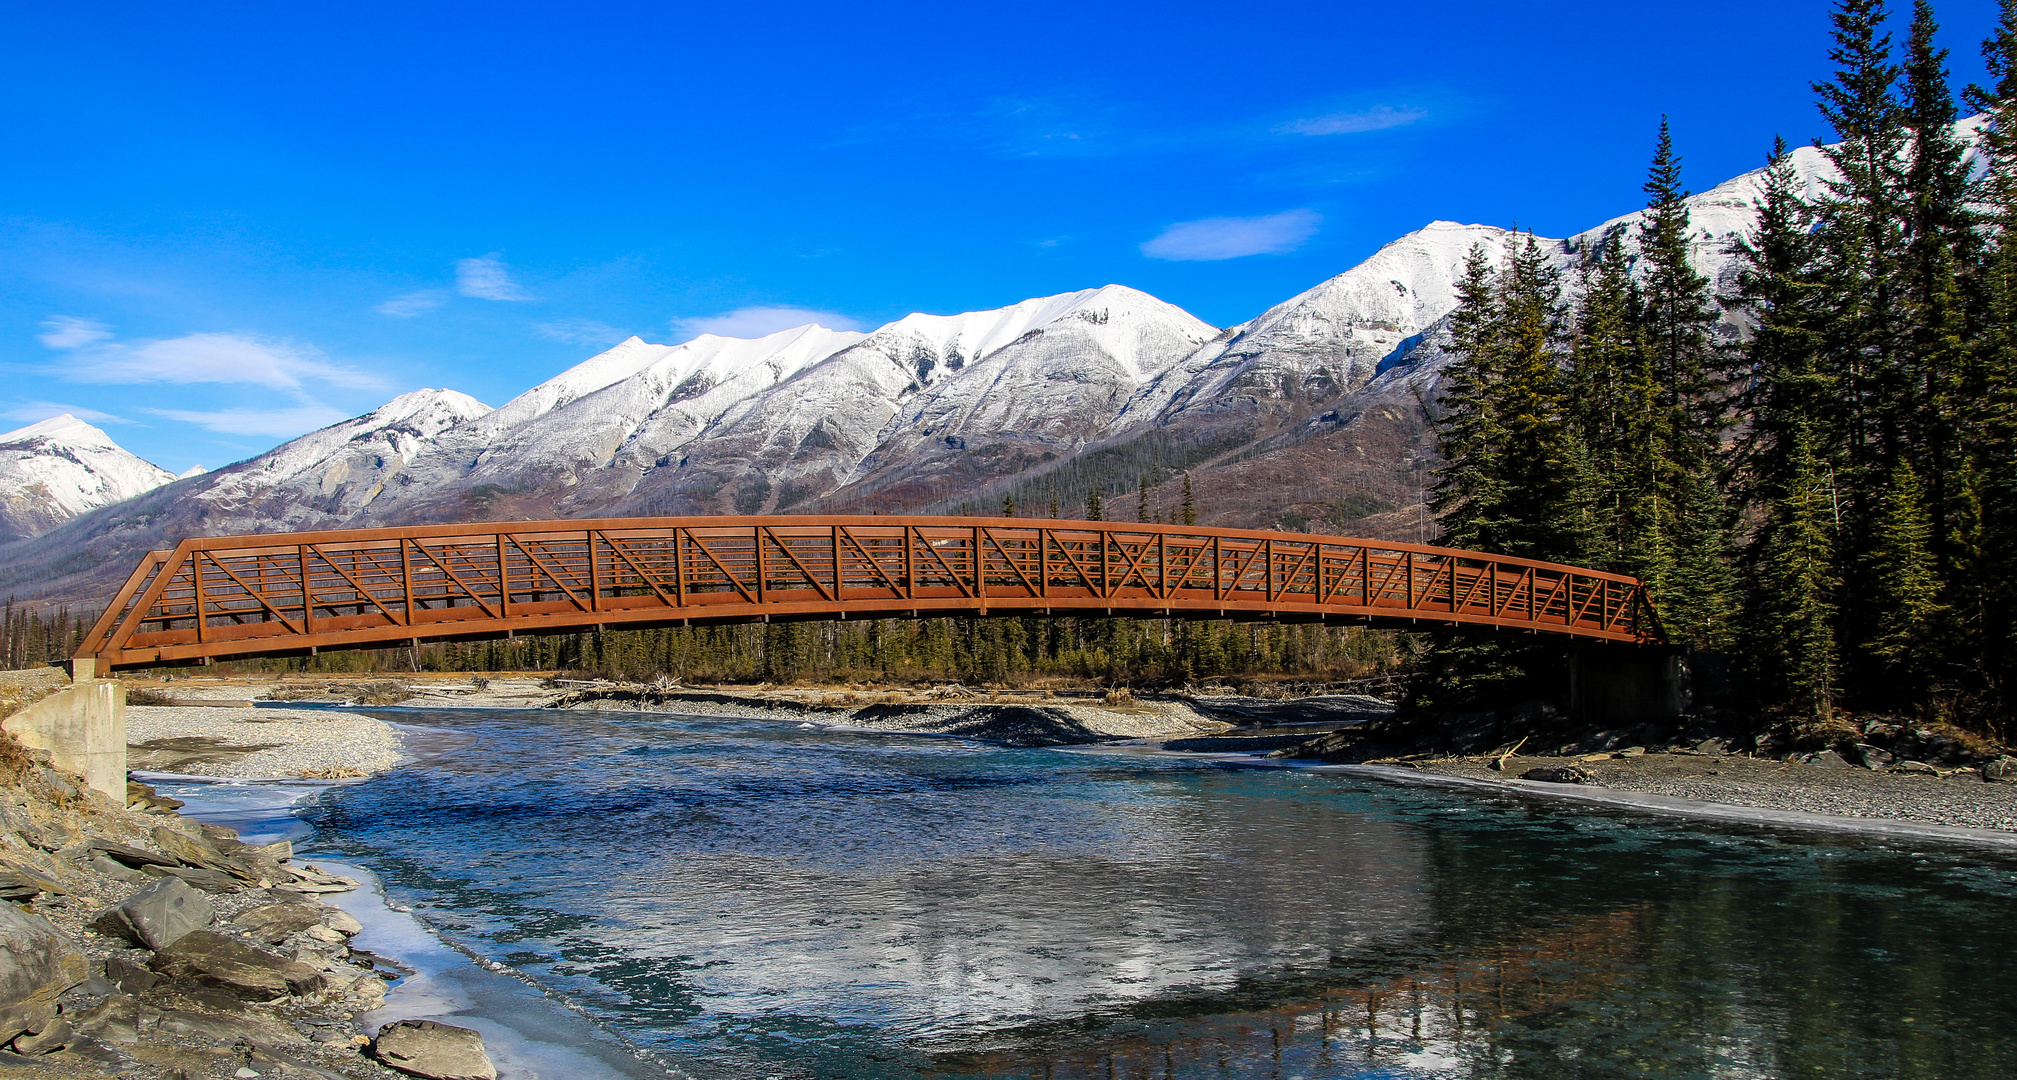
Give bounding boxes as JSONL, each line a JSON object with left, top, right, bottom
{"left": 0, "top": 0, "right": 1998, "bottom": 472}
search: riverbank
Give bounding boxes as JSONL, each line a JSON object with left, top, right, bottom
{"left": 1384, "top": 751, "right": 2017, "bottom": 834}
{"left": 0, "top": 732, "right": 413, "bottom": 1078}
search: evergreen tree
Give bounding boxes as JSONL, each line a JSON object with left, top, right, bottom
{"left": 1730, "top": 138, "right": 1842, "bottom": 714}
{"left": 1811, "top": 0, "right": 1910, "bottom": 492}
{"left": 1085, "top": 488, "right": 1103, "bottom": 521}
{"left": 1180, "top": 472, "right": 1197, "bottom": 526}
{"left": 1136, "top": 474, "right": 1150, "bottom": 523}
{"left": 1752, "top": 426, "right": 1842, "bottom": 722}
{"left": 1898, "top": 0, "right": 1975, "bottom": 570}
{"left": 1432, "top": 245, "right": 1510, "bottom": 550}
{"left": 1001, "top": 494, "right": 1015, "bottom": 517}
{"left": 1864, "top": 461, "right": 1946, "bottom": 693}
{"left": 1633, "top": 117, "right": 1735, "bottom": 647}
{"left": 1565, "top": 227, "right": 1641, "bottom": 570}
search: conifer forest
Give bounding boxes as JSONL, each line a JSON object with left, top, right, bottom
{"left": 1428, "top": 0, "right": 2017, "bottom": 737}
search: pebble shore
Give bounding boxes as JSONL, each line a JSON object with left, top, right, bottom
{"left": 126, "top": 708, "right": 403, "bottom": 779}
{"left": 1405, "top": 753, "right": 2017, "bottom": 833}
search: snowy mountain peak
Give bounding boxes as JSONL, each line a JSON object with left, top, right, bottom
{"left": 0, "top": 413, "right": 175, "bottom": 542}
{"left": 482, "top": 336, "right": 680, "bottom": 434}
{"left": 2, "top": 413, "right": 124, "bottom": 451}
{"left": 869, "top": 285, "right": 1213, "bottom": 371}
{"left": 359, "top": 388, "right": 492, "bottom": 433}
{"left": 650, "top": 323, "right": 869, "bottom": 391}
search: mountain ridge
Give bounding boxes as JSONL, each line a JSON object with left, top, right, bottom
{"left": 1, "top": 117, "right": 1986, "bottom": 606}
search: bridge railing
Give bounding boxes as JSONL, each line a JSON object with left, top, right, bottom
{"left": 73, "top": 516, "right": 1663, "bottom": 670}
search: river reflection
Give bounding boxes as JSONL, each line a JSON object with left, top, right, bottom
{"left": 309, "top": 709, "right": 2017, "bottom": 1080}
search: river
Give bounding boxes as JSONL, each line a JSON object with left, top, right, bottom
{"left": 268, "top": 706, "right": 2017, "bottom": 1079}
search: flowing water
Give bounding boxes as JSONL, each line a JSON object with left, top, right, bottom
{"left": 298, "top": 707, "right": 2017, "bottom": 1080}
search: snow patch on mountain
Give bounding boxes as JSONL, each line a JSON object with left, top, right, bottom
{"left": 0, "top": 415, "right": 176, "bottom": 541}
{"left": 194, "top": 388, "right": 492, "bottom": 524}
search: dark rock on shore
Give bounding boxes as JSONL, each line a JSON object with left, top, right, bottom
{"left": 149, "top": 929, "right": 326, "bottom": 1000}
{"left": 1520, "top": 765, "right": 1593, "bottom": 784}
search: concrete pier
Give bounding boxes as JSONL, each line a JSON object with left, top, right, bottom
{"left": 3, "top": 672, "right": 125, "bottom": 799}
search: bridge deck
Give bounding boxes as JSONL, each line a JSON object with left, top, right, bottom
{"left": 73, "top": 516, "right": 1662, "bottom": 671}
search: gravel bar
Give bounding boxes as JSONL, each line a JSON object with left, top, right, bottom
{"left": 127, "top": 705, "right": 405, "bottom": 778}
{"left": 1403, "top": 753, "right": 2017, "bottom": 833}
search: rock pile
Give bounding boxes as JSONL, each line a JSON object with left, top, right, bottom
{"left": 0, "top": 730, "right": 486, "bottom": 1079}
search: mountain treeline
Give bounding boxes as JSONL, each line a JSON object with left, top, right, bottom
{"left": 1428, "top": 0, "right": 2017, "bottom": 734}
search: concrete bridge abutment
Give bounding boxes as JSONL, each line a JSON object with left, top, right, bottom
{"left": 1569, "top": 646, "right": 1691, "bottom": 725}
{"left": 2, "top": 664, "right": 126, "bottom": 800}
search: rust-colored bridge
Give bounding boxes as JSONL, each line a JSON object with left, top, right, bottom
{"left": 72, "top": 516, "right": 1662, "bottom": 672}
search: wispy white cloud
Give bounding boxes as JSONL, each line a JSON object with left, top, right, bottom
{"left": 37, "top": 316, "right": 114, "bottom": 350}
{"left": 47, "top": 330, "right": 385, "bottom": 391}
{"left": 377, "top": 290, "right": 447, "bottom": 317}
{"left": 536, "top": 318, "right": 628, "bottom": 346}
{"left": 1141, "top": 209, "right": 1322, "bottom": 261}
{"left": 145, "top": 403, "right": 351, "bottom": 439}
{"left": 456, "top": 255, "right": 532, "bottom": 301}
{"left": 1, "top": 401, "right": 133, "bottom": 425}
{"left": 1277, "top": 105, "right": 1428, "bottom": 136}
{"left": 673, "top": 306, "right": 865, "bottom": 340}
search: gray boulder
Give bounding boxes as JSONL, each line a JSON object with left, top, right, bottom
{"left": 233, "top": 900, "right": 328, "bottom": 944}
{"left": 147, "top": 930, "right": 325, "bottom": 1001}
{"left": 1890, "top": 759, "right": 1940, "bottom": 776}
{"left": 1854, "top": 743, "right": 1894, "bottom": 769}
{"left": 373, "top": 1019, "right": 498, "bottom": 1080}
{"left": 1983, "top": 756, "right": 2017, "bottom": 783}
{"left": 0, "top": 900, "right": 88, "bottom": 1018}
{"left": 1806, "top": 749, "right": 1851, "bottom": 767}
{"left": 90, "top": 876, "right": 214, "bottom": 950}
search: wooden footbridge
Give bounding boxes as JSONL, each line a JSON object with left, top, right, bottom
{"left": 71, "top": 516, "right": 1662, "bottom": 673}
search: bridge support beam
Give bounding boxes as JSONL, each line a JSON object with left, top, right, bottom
{"left": 1569, "top": 647, "right": 1690, "bottom": 725}
{"left": 2, "top": 667, "right": 126, "bottom": 799}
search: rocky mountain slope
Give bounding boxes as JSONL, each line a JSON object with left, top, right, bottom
{"left": 0, "top": 119, "right": 1987, "bottom": 607}
{"left": 0, "top": 417, "right": 175, "bottom": 545}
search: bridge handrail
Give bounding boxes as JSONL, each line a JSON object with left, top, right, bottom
{"left": 74, "top": 515, "right": 1664, "bottom": 671}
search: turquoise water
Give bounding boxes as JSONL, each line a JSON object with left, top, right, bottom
{"left": 304, "top": 708, "right": 2017, "bottom": 1079}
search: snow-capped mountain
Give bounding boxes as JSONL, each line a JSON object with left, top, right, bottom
{"left": 618, "top": 285, "right": 1217, "bottom": 512}
{"left": 383, "top": 325, "right": 867, "bottom": 521}
{"left": 1117, "top": 222, "right": 1546, "bottom": 438}
{"left": 0, "top": 415, "right": 174, "bottom": 542}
